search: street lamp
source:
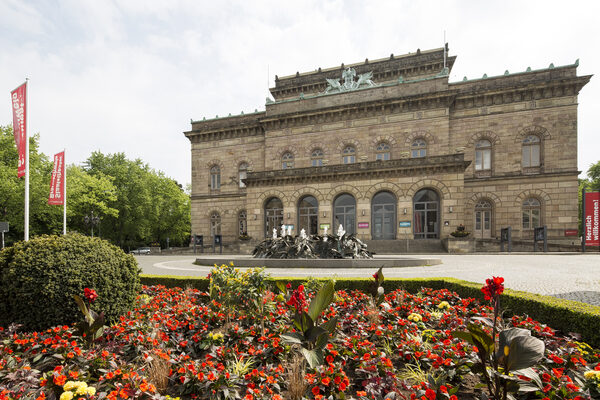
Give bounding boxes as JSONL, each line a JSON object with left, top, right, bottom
{"left": 83, "top": 211, "right": 101, "bottom": 237}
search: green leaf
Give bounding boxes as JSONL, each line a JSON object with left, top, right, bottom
{"left": 467, "top": 323, "right": 495, "bottom": 355}
{"left": 321, "top": 317, "right": 338, "bottom": 334}
{"left": 375, "top": 266, "right": 384, "bottom": 285}
{"left": 506, "top": 335, "right": 545, "bottom": 372}
{"left": 280, "top": 332, "right": 304, "bottom": 345}
{"left": 496, "top": 328, "right": 531, "bottom": 361}
{"left": 305, "top": 326, "right": 327, "bottom": 343}
{"left": 294, "top": 311, "right": 314, "bottom": 333}
{"left": 308, "top": 280, "right": 334, "bottom": 322}
{"left": 276, "top": 281, "right": 287, "bottom": 293}
{"left": 73, "top": 295, "right": 92, "bottom": 323}
{"left": 512, "top": 367, "right": 543, "bottom": 389}
{"left": 301, "top": 347, "right": 324, "bottom": 369}
{"left": 451, "top": 331, "right": 476, "bottom": 346}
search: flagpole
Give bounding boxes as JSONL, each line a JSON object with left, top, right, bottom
{"left": 24, "top": 78, "right": 30, "bottom": 241}
{"left": 63, "top": 149, "right": 67, "bottom": 235}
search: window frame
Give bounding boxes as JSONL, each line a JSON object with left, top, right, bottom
{"left": 375, "top": 142, "right": 391, "bottom": 161}
{"left": 475, "top": 139, "right": 492, "bottom": 172}
{"left": 210, "top": 165, "right": 221, "bottom": 190}
{"left": 281, "top": 152, "right": 294, "bottom": 169}
{"left": 311, "top": 148, "right": 324, "bottom": 167}
{"left": 342, "top": 145, "right": 356, "bottom": 164}
{"left": 411, "top": 139, "right": 427, "bottom": 158}
{"left": 522, "top": 135, "right": 541, "bottom": 169}
{"left": 238, "top": 162, "right": 248, "bottom": 188}
{"left": 522, "top": 197, "right": 541, "bottom": 230}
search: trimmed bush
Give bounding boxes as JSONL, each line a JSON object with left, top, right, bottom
{"left": 140, "top": 274, "right": 600, "bottom": 347}
{"left": 0, "top": 233, "right": 141, "bottom": 331}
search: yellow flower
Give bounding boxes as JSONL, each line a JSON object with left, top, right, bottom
{"left": 504, "top": 346, "right": 510, "bottom": 357}
{"left": 63, "top": 381, "right": 78, "bottom": 391}
{"left": 74, "top": 382, "right": 88, "bottom": 395}
{"left": 60, "top": 391, "right": 74, "bottom": 400}
{"left": 584, "top": 370, "right": 599, "bottom": 380}
{"left": 407, "top": 313, "right": 422, "bottom": 322}
{"left": 437, "top": 301, "right": 450, "bottom": 310}
{"left": 86, "top": 386, "right": 96, "bottom": 396}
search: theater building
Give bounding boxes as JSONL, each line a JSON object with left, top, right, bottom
{"left": 184, "top": 47, "right": 590, "bottom": 251}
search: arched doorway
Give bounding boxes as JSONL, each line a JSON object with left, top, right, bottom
{"left": 371, "top": 191, "right": 396, "bottom": 239}
{"left": 474, "top": 200, "right": 492, "bottom": 238}
{"left": 298, "top": 195, "right": 319, "bottom": 235}
{"left": 413, "top": 189, "right": 439, "bottom": 239}
{"left": 333, "top": 193, "right": 356, "bottom": 235}
{"left": 264, "top": 197, "right": 283, "bottom": 237}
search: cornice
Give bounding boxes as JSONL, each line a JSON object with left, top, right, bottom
{"left": 245, "top": 154, "right": 470, "bottom": 187}
{"left": 191, "top": 192, "right": 247, "bottom": 200}
{"left": 259, "top": 90, "right": 458, "bottom": 131}
{"left": 465, "top": 169, "right": 579, "bottom": 184}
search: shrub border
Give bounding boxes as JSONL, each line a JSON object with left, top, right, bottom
{"left": 140, "top": 274, "right": 600, "bottom": 347}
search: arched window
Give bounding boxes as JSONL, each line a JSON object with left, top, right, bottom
{"left": 522, "top": 135, "right": 541, "bottom": 167}
{"left": 264, "top": 197, "right": 283, "bottom": 237}
{"left": 311, "top": 148, "right": 324, "bottom": 167}
{"left": 210, "top": 166, "right": 220, "bottom": 190}
{"left": 411, "top": 139, "right": 427, "bottom": 158}
{"left": 413, "top": 189, "right": 439, "bottom": 239}
{"left": 210, "top": 212, "right": 221, "bottom": 237}
{"left": 376, "top": 142, "right": 391, "bottom": 161}
{"left": 372, "top": 191, "right": 396, "bottom": 239}
{"left": 475, "top": 139, "right": 492, "bottom": 171}
{"left": 298, "top": 195, "right": 319, "bottom": 235}
{"left": 282, "top": 152, "right": 294, "bottom": 169}
{"left": 238, "top": 210, "right": 247, "bottom": 236}
{"left": 342, "top": 146, "right": 356, "bottom": 164}
{"left": 522, "top": 198, "right": 541, "bottom": 230}
{"left": 333, "top": 193, "right": 356, "bottom": 234}
{"left": 238, "top": 162, "right": 248, "bottom": 188}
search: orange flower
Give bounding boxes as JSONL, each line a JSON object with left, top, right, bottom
{"left": 53, "top": 374, "right": 66, "bottom": 386}
{"left": 312, "top": 386, "right": 320, "bottom": 396}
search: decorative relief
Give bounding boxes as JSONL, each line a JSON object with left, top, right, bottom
{"left": 324, "top": 68, "right": 378, "bottom": 94}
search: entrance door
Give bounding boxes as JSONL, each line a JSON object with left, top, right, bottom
{"left": 333, "top": 193, "right": 356, "bottom": 235}
{"left": 265, "top": 197, "right": 283, "bottom": 237}
{"left": 413, "top": 189, "right": 439, "bottom": 239}
{"left": 372, "top": 191, "right": 396, "bottom": 239}
{"left": 474, "top": 200, "right": 492, "bottom": 238}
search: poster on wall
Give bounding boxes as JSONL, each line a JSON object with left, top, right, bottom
{"left": 585, "top": 192, "right": 600, "bottom": 246}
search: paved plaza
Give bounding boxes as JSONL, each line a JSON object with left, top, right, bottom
{"left": 137, "top": 253, "right": 600, "bottom": 306}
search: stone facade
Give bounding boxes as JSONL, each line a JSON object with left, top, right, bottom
{"left": 185, "top": 47, "right": 590, "bottom": 249}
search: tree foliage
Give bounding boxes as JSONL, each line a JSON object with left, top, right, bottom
{"left": 0, "top": 126, "right": 190, "bottom": 249}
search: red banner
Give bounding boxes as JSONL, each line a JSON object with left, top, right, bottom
{"left": 585, "top": 192, "right": 600, "bottom": 246}
{"left": 49, "top": 151, "right": 65, "bottom": 205}
{"left": 10, "top": 82, "right": 27, "bottom": 178}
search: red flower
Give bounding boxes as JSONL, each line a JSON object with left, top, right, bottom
{"left": 312, "top": 386, "right": 321, "bottom": 396}
{"left": 424, "top": 388, "right": 436, "bottom": 400}
{"left": 84, "top": 288, "right": 98, "bottom": 302}
{"left": 481, "top": 276, "right": 504, "bottom": 301}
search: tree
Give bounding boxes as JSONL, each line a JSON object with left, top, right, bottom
{"left": 83, "top": 151, "right": 190, "bottom": 249}
{"left": 588, "top": 160, "right": 600, "bottom": 191}
{"left": 0, "top": 125, "right": 62, "bottom": 244}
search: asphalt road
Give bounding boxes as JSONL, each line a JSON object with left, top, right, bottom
{"left": 136, "top": 253, "right": 600, "bottom": 306}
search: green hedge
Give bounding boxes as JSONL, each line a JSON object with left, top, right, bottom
{"left": 0, "top": 234, "right": 141, "bottom": 331}
{"left": 140, "top": 274, "right": 600, "bottom": 347}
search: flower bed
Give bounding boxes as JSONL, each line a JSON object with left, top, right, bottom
{"left": 1, "top": 266, "right": 600, "bottom": 399}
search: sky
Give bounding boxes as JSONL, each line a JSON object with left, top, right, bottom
{"left": 1, "top": 0, "right": 599, "bottom": 187}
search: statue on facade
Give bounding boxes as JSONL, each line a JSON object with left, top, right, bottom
{"left": 324, "top": 68, "right": 378, "bottom": 94}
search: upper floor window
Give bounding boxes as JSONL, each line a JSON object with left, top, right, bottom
{"left": 411, "top": 139, "right": 427, "bottom": 158}
{"left": 475, "top": 139, "right": 492, "bottom": 171}
{"left": 522, "top": 135, "right": 541, "bottom": 167}
{"left": 282, "top": 152, "right": 294, "bottom": 169}
{"left": 342, "top": 146, "right": 356, "bottom": 164}
{"left": 375, "top": 142, "right": 391, "bottom": 161}
{"left": 522, "top": 197, "right": 541, "bottom": 230}
{"left": 238, "top": 162, "right": 248, "bottom": 188}
{"left": 210, "top": 165, "right": 220, "bottom": 190}
{"left": 311, "top": 148, "right": 324, "bottom": 167}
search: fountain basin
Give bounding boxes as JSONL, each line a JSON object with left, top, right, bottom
{"left": 195, "top": 256, "right": 441, "bottom": 269}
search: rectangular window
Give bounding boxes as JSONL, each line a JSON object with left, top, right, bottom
{"left": 475, "top": 152, "right": 483, "bottom": 170}
{"left": 532, "top": 209, "right": 540, "bottom": 227}
{"left": 483, "top": 151, "right": 491, "bottom": 170}
{"left": 238, "top": 171, "right": 246, "bottom": 188}
{"left": 343, "top": 155, "right": 355, "bottom": 164}
{"left": 312, "top": 159, "right": 323, "bottom": 167}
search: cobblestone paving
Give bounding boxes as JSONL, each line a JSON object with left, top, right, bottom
{"left": 139, "top": 253, "right": 600, "bottom": 306}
